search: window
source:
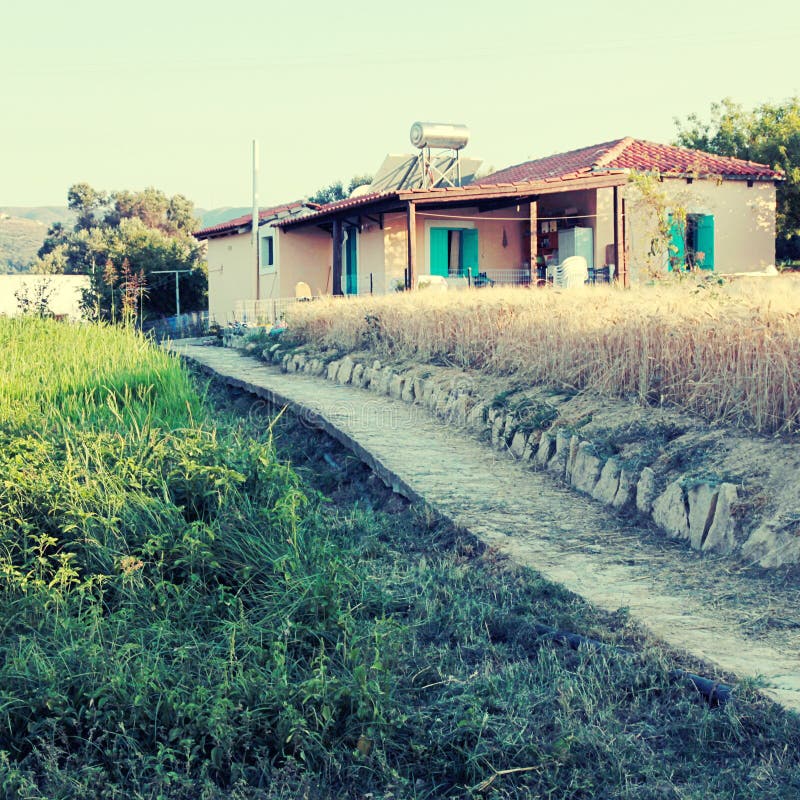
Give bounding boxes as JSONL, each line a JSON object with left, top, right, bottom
{"left": 668, "top": 214, "right": 714, "bottom": 271}
{"left": 259, "top": 235, "right": 274, "bottom": 273}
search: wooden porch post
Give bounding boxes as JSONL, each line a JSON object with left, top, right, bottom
{"left": 332, "top": 219, "right": 344, "bottom": 296}
{"left": 529, "top": 199, "right": 538, "bottom": 284}
{"left": 406, "top": 202, "right": 417, "bottom": 290}
{"left": 613, "top": 186, "right": 628, "bottom": 288}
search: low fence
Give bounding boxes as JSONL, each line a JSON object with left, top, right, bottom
{"left": 232, "top": 297, "right": 305, "bottom": 325}
{"left": 466, "top": 266, "right": 615, "bottom": 287}
{"left": 142, "top": 311, "right": 209, "bottom": 340}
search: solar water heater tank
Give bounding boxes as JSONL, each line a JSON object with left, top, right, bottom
{"left": 410, "top": 122, "right": 469, "bottom": 150}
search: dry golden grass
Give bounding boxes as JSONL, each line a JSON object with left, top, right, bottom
{"left": 285, "top": 276, "right": 800, "bottom": 435}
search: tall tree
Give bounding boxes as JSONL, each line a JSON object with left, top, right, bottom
{"left": 674, "top": 97, "right": 800, "bottom": 259}
{"left": 67, "top": 183, "right": 108, "bottom": 230}
{"left": 36, "top": 183, "right": 206, "bottom": 321}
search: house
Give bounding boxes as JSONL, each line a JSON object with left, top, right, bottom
{"left": 194, "top": 201, "right": 320, "bottom": 323}
{"left": 198, "top": 138, "right": 782, "bottom": 319}
{"left": 277, "top": 138, "right": 781, "bottom": 293}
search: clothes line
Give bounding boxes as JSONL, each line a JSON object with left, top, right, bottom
{"left": 415, "top": 211, "right": 602, "bottom": 222}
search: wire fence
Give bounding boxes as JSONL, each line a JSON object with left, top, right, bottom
{"left": 464, "top": 266, "right": 615, "bottom": 288}
{"left": 142, "top": 311, "right": 209, "bottom": 340}
{"left": 232, "top": 297, "right": 314, "bottom": 326}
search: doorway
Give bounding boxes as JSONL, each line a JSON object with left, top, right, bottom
{"left": 430, "top": 227, "right": 478, "bottom": 277}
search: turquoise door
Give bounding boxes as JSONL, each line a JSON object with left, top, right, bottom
{"left": 696, "top": 215, "right": 715, "bottom": 270}
{"left": 430, "top": 228, "right": 449, "bottom": 276}
{"left": 429, "top": 228, "right": 479, "bottom": 277}
{"left": 461, "top": 229, "right": 478, "bottom": 277}
{"left": 345, "top": 228, "right": 358, "bottom": 294}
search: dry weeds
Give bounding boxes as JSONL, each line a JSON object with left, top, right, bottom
{"left": 285, "top": 277, "right": 800, "bottom": 434}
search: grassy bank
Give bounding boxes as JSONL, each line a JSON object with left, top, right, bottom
{"left": 284, "top": 280, "right": 800, "bottom": 434}
{"left": 2, "top": 319, "right": 800, "bottom": 798}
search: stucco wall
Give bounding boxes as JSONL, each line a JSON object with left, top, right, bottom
{"left": 206, "top": 231, "right": 255, "bottom": 323}
{"left": 276, "top": 226, "right": 331, "bottom": 297}
{"left": 383, "top": 212, "right": 409, "bottom": 292}
{"left": 207, "top": 225, "right": 332, "bottom": 320}
{"left": 594, "top": 188, "right": 615, "bottom": 269}
{"left": 622, "top": 178, "right": 776, "bottom": 282}
{"left": 356, "top": 223, "right": 385, "bottom": 295}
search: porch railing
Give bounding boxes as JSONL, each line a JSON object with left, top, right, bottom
{"left": 232, "top": 297, "right": 308, "bottom": 325}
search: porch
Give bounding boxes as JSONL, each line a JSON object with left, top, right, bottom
{"left": 275, "top": 173, "right": 630, "bottom": 296}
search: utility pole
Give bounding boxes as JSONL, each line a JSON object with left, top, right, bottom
{"left": 152, "top": 269, "right": 193, "bottom": 317}
{"left": 252, "top": 139, "right": 260, "bottom": 302}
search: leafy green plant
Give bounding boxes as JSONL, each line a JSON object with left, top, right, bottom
{"left": 2, "top": 319, "right": 800, "bottom": 798}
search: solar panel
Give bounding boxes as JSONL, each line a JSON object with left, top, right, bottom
{"left": 366, "top": 153, "right": 483, "bottom": 192}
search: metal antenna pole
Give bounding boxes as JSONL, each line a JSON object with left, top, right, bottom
{"left": 152, "top": 269, "right": 193, "bottom": 317}
{"left": 252, "top": 139, "right": 260, "bottom": 301}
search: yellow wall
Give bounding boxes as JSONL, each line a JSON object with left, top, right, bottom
{"left": 622, "top": 178, "right": 776, "bottom": 282}
{"left": 594, "top": 188, "right": 615, "bottom": 268}
{"left": 206, "top": 225, "right": 332, "bottom": 320}
{"left": 383, "top": 212, "right": 409, "bottom": 292}
{"left": 276, "top": 226, "right": 331, "bottom": 297}
{"left": 356, "top": 223, "right": 385, "bottom": 295}
{"left": 206, "top": 231, "right": 255, "bottom": 323}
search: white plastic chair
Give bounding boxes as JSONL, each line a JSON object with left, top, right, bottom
{"left": 294, "top": 281, "right": 312, "bottom": 301}
{"left": 416, "top": 274, "right": 448, "bottom": 291}
{"left": 555, "top": 256, "right": 589, "bottom": 288}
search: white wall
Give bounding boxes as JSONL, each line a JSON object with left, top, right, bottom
{"left": 0, "top": 274, "right": 89, "bottom": 320}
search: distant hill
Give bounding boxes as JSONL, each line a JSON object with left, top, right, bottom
{"left": 196, "top": 207, "right": 251, "bottom": 230}
{"left": 0, "top": 207, "right": 76, "bottom": 273}
{"left": 0, "top": 206, "right": 76, "bottom": 228}
{"left": 0, "top": 215, "right": 48, "bottom": 273}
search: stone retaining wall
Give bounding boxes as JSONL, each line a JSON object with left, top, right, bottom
{"left": 219, "top": 328, "right": 800, "bottom": 567}
{"left": 245, "top": 341, "right": 756, "bottom": 563}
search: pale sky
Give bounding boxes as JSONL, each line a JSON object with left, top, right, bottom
{"left": 3, "top": 0, "right": 799, "bottom": 209}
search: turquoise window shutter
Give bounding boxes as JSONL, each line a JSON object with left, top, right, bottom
{"left": 696, "top": 215, "right": 715, "bottom": 270}
{"left": 430, "top": 228, "right": 449, "bottom": 276}
{"left": 667, "top": 213, "right": 685, "bottom": 272}
{"left": 345, "top": 230, "right": 358, "bottom": 294}
{"left": 461, "top": 229, "right": 479, "bottom": 277}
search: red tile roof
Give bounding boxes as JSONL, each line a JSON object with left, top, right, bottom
{"left": 474, "top": 137, "right": 782, "bottom": 185}
{"left": 194, "top": 201, "right": 319, "bottom": 239}
{"left": 274, "top": 191, "right": 399, "bottom": 228}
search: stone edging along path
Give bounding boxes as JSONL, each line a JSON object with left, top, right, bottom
{"left": 170, "top": 340, "right": 800, "bottom": 713}
{"left": 255, "top": 342, "right": 800, "bottom": 571}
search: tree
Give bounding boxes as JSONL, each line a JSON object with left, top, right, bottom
{"left": 36, "top": 183, "right": 206, "bottom": 322}
{"left": 309, "top": 174, "right": 373, "bottom": 205}
{"left": 674, "top": 97, "right": 800, "bottom": 260}
{"left": 67, "top": 183, "right": 108, "bottom": 230}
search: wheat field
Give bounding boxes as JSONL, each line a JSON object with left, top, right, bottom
{"left": 285, "top": 277, "right": 800, "bottom": 434}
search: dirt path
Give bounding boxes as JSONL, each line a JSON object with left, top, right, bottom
{"left": 171, "top": 340, "right": 800, "bottom": 712}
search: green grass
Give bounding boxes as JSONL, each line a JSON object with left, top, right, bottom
{"left": 1, "top": 318, "right": 799, "bottom": 799}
